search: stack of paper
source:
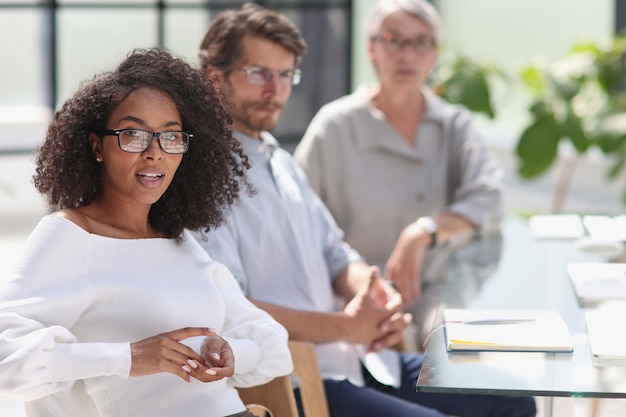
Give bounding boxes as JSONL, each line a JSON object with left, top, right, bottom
{"left": 585, "top": 307, "right": 626, "bottom": 364}
{"left": 443, "top": 309, "right": 574, "bottom": 353}
{"left": 566, "top": 262, "right": 626, "bottom": 306}
{"left": 528, "top": 214, "right": 585, "bottom": 239}
{"left": 582, "top": 215, "right": 626, "bottom": 241}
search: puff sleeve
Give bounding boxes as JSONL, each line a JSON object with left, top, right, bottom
{"left": 0, "top": 216, "right": 130, "bottom": 401}
{"left": 209, "top": 262, "right": 292, "bottom": 388}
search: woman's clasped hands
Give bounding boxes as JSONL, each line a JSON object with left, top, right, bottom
{"left": 129, "top": 327, "right": 234, "bottom": 383}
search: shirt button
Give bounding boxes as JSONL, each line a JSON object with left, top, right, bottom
{"left": 416, "top": 193, "right": 425, "bottom": 203}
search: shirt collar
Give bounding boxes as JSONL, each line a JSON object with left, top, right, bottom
{"left": 233, "top": 130, "right": 279, "bottom": 157}
{"left": 421, "top": 85, "right": 445, "bottom": 123}
{"left": 362, "top": 84, "right": 445, "bottom": 125}
{"left": 355, "top": 85, "right": 446, "bottom": 158}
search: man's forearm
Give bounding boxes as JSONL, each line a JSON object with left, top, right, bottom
{"left": 249, "top": 298, "right": 352, "bottom": 343}
{"left": 332, "top": 261, "right": 372, "bottom": 301}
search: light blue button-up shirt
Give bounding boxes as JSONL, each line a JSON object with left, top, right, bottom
{"left": 195, "top": 131, "right": 371, "bottom": 385}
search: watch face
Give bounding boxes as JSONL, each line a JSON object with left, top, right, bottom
{"left": 416, "top": 216, "right": 438, "bottom": 248}
{"left": 417, "top": 216, "right": 437, "bottom": 233}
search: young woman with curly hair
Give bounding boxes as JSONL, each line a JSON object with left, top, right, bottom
{"left": 0, "top": 48, "right": 291, "bottom": 417}
{"left": 35, "top": 47, "right": 250, "bottom": 239}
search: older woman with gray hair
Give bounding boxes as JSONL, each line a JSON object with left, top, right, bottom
{"left": 294, "top": 0, "right": 504, "bottom": 349}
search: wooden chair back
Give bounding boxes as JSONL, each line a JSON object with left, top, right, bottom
{"left": 236, "top": 340, "right": 330, "bottom": 417}
{"left": 236, "top": 374, "right": 298, "bottom": 417}
{"left": 288, "top": 340, "right": 331, "bottom": 417}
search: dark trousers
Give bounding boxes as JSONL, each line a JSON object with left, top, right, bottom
{"left": 305, "top": 352, "right": 537, "bottom": 417}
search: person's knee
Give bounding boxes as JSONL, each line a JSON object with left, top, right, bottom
{"left": 519, "top": 396, "right": 538, "bottom": 417}
{"left": 503, "top": 396, "right": 537, "bottom": 417}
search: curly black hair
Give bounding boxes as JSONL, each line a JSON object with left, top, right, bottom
{"left": 33, "top": 47, "right": 250, "bottom": 239}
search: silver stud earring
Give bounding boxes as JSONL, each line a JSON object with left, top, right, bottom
{"left": 96, "top": 156, "right": 102, "bottom": 162}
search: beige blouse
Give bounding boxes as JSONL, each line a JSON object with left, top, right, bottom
{"left": 294, "top": 85, "right": 504, "bottom": 281}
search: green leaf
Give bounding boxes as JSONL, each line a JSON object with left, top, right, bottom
{"left": 594, "top": 114, "right": 626, "bottom": 153}
{"left": 549, "top": 74, "right": 581, "bottom": 101}
{"left": 519, "top": 66, "right": 545, "bottom": 94}
{"left": 596, "top": 59, "right": 624, "bottom": 93}
{"left": 441, "top": 65, "right": 495, "bottom": 118}
{"left": 570, "top": 41, "right": 603, "bottom": 56}
{"left": 529, "top": 100, "right": 551, "bottom": 118}
{"left": 607, "top": 155, "right": 624, "bottom": 179}
{"left": 563, "top": 106, "right": 589, "bottom": 152}
{"left": 516, "top": 113, "right": 561, "bottom": 178}
{"left": 594, "top": 131, "right": 625, "bottom": 153}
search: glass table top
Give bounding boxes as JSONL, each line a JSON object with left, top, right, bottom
{"left": 416, "top": 216, "right": 626, "bottom": 399}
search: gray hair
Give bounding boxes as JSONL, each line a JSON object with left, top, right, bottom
{"left": 366, "top": 0, "right": 442, "bottom": 44}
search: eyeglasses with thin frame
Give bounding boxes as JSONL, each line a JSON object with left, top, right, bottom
{"left": 98, "top": 128, "right": 193, "bottom": 154}
{"left": 371, "top": 32, "right": 436, "bottom": 54}
{"left": 234, "top": 66, "right": 302, "bottom": 86}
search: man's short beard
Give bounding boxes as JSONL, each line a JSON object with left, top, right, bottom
{"left": 223, "top": 79, "right": 282, "bottom": 134}
{"left": 236, "top": 99, "right": 283, "bottom": 134}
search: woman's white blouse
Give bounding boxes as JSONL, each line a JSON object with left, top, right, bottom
{"left": 0, "top": 215, "right": 292, "bottom": 417}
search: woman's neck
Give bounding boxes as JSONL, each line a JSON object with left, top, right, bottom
{"left": 370, "top": 84, "right": 425, "bottom": 145}
{"left": 72, "top": 198, "right": 162, "bottom": 239}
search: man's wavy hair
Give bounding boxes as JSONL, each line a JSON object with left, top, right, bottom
{"left": 198, "top": 2, "right": 307, "bottom": 74}
{"left": 33, "top": 47, "right": 250, "bottom": 240}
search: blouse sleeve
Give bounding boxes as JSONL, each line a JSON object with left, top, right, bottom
{"left": 209, "top": 262, "right": 293, "bottom": 388}
{"left": 294, "top": 100, "right": 338, "bottom": 201}
{"left": 0, "top": 216, "right": 130, "bottom": 401}
{"left": 445, "top": 108, "right": 504, "bottom": 232}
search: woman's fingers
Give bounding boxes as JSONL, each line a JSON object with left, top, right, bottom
{"left": 130, "top": 327, "right": 217, "bottom": 381}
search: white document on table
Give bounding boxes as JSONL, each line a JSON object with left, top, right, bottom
{"left": 566, "top": 262, "right": 626, "bottom": 305}
{"left": 585, "top": 307, "right": 626, "bottom": 363}
{"left": 443, "top": 309, "right": 573, "bottom": 353}
{"left": 582, "top": 215, "right": 626, "bottom": 241}
{"left": 528, "top": 214, "right": 585, "bottom": 239}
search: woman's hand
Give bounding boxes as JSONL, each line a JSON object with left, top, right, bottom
{"left": 130, "top": 327, "right": 217, "bottom": 382}
{"left": 385, "top": 222, "right": 429, "bottom": 306}
{"left": 199, "top": 335, "right": 235, "bottom": 381}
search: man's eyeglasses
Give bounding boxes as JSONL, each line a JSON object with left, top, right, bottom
{"left": 235, "top": 66, "right": 302, "bottom": 86}
{"left": 98, "top": 128, "right": 192, "bottom": 154}
{"left": 371, "top": 32, "right": 436, "bottom": 54}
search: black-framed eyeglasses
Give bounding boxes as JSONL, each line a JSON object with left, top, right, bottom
{"left": 234, "top": 66, "right": 302, "bottom": 86}
{"left": 371, "top": 32, "right": 436, "bottom": 54}
{"left": 98, "top": 128, "right": 192, "bottom": 154}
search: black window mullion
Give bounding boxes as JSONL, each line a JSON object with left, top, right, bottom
{"left": 617, "top": 0, "right": 625, "bottom": 33}
{"left": 0, "top": 0, "right": 353, "bottom": 151}
{"left": 42, "top": 0, "right": 57, "bottom": 111}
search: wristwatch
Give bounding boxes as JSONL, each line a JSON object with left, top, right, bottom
{"left": 416, "top": 216, "right": 438, "bottom": 248}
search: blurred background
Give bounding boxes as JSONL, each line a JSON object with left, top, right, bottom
{"left": 1, "top": 0, "right": 625, "bottom": 218}
{"left": 1, "top": 1, "right": 625, "bottom": 416}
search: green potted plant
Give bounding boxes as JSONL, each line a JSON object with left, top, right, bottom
{"left": 516, "top": 32, "right": 626, "bottom": 206}
{"left": 429, "top": 53, "right": 504, "bottom": 120}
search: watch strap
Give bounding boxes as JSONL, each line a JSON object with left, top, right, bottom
{"left": 416, "top": 216, "right": 437, "bottom": 248}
